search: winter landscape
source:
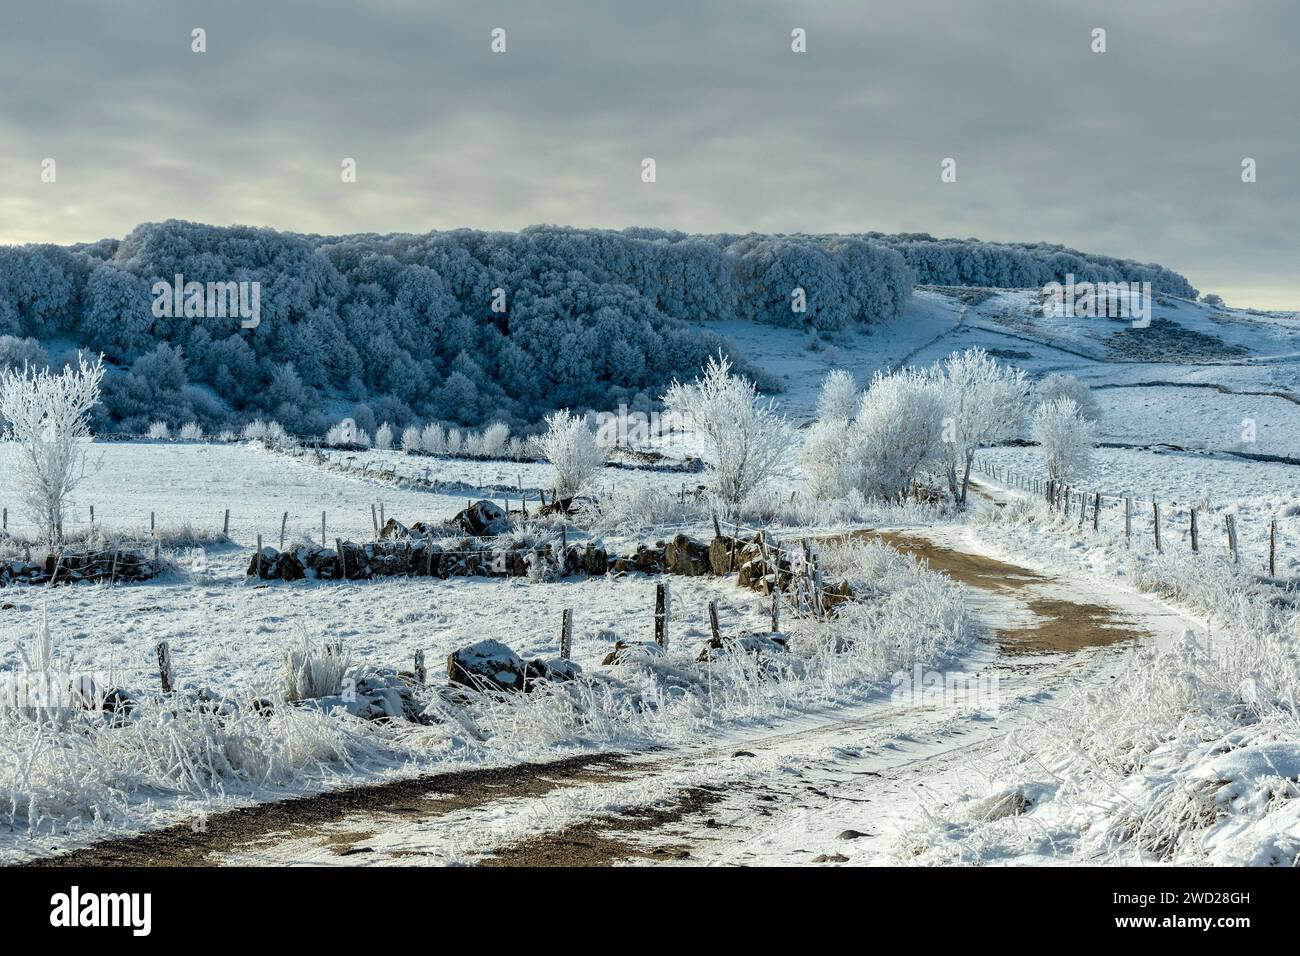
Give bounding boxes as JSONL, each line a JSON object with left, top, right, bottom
{"left": 0, "top": 2, "right": 1296, "bottom": 889}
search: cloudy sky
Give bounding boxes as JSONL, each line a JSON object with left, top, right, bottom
{"left": 1, "top": 0, "right": 1295, "bottom": 307}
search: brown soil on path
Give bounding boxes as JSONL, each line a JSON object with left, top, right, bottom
{"left": 845, "top": 530, "right": 1142, "bottom": 654}
{"left": 996, "top": 597, "right": 1143, "bottom": 654}
{"left": 480, "top": 785, "right": 724, "bottom": 866}
{"left": 849, "top": 531, "right": 1044, "bottom": 592}
{"left": 26, "top": 752, "right": 636, "bottom": 867}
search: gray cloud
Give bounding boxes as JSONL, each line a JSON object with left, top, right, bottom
{"left": 1, "top": 0, "right": 1295, "bottom": 307}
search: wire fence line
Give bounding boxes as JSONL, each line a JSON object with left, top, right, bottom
{"left": 973, "top": 456, "right": 1286, "bottom": 576}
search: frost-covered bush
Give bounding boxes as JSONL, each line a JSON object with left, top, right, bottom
{"left": 178, "top": 421, "right": 204, "bottom": 441}
{"left": 146, "top": 421, "right": 170, "bottom": 440}
{"left": 1032, "top": 396, "right": 1097, "bottom": 483}
{"left": 242, "top": 418, "right": 293, "bottom": 450}
{"left": 802, "top": 367, "right": 945, "bottom": 502}
{"left": 1034, "top": 372, "right": 1100, "bottom": 423}
{"left": 662, "top": 353, "right": 794, "bottom": 504}
{"left": 0, "top": 335, "right": 49, "bottom": 371}
{"left": 400, "top": 425, "right": 421, "bottom": 453}
{"left": 479, "top": 422, "right": 510, "bottom": 458}
{"left": 420, "top": 422, "right": 446, "bottom": 454}
{"left": 538, "top": 409, "right": 605, "bottom": 499}
{"left": 815, "top": 368, "right": 858, "bottom": 422}
{"left": 374, "top": 422, "right": 394, "bottom": 451}
{"left": 281, "top": 635, "right": 351, "bottom": 703}
{"left": 446, "top": 428, "right": 463, "bottom": 456}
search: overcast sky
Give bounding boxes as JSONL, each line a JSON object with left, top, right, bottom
{"left": 1, "top": 0, "right": 1295, "bottom": 308}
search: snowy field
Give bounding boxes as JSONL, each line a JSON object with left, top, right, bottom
{"left": 1, "top": 287, "right": 1296, "bottom": 867}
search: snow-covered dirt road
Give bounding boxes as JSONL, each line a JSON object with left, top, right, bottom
{"left": 32, "top": 497, "right": 1205, "bottom": 867}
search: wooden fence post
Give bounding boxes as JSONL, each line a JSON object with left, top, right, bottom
{"left": 335, "top": 537, "right": 345, "bottom": 579}
{"left": 1269, "top": 518, "right": 1277, "bottom": 577}
{"left": 150, "top": 511, "right": 156, "bottom": 535}
{"left": 321, "top": 511, "right": 327, "bottom": 547}
{"left": 414, "top": 650, "right": 426, "bottom": 686}
{"left": 707, "top": 599, "right": 720, "bottom": 644}
{"left": 280, "top": 512, "right": 288, "bottom": 550}
{"left": 255, "top": 534, "right": 263, "bottom": 577}
{"left": 1225, "top": 514, "right": 1238, "bottom": 563}
{"left": 771, "top": 589, "right": 781, "bottom": 633}
{"left": 561, "top": 608, "right": 573, "bottom": 660}
{"left": 371, "top": 504, "right": 379, "bottom": 536}
{"left": 1153, "top": 501, "right": 1162, "bottom": 553}
{"left": 1190, "top": 509, "right": 1199, "bottom": 553}
{"left": 1093, "top": 492, "right": 1101, "bottom": 531}
{"left": 654, "top": 583, "right": 667, "bottom": 648}
{"left": 1124, "top": 497, "right": 1132, "bottom": 542}
{"left": 90, "top": 505, "right": 95, "bottom": 527}
{"left": 156, "top": 641, "right": 173, "bottom": 694}
{"left": 223, "top": 508, "right": 230, "bottom": 537}
{"left": 380, "top": 503, "right": 385, "bottom": 529}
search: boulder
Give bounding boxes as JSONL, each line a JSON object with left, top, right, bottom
{"left": 454, "top": 500, "right": 510, "bottom": 537}
{"left": 447, "top": 639, "right": 527, "bottom": 692}
{"left": 582, "top": 544, "right": 609, "bottom": 576}
{"left": 665, "top": 534, "right": 710, "bottom": 576}
{"left": 709, "top": 536, "right": 741, "bottom": 575}
{"left": 823, "top": 579, "right": 855, "bottom": 611}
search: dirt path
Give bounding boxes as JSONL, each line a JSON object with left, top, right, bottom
{"left": 27, "top": 506, "right": 1190, "bottom": 867}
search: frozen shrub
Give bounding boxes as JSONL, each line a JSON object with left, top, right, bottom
{"left": 420, "top": 422, "right": 446, "bottom": 454}
{"left": 815, "top": 368, "right": 858, "bottom": 423}
{"left": 0, "top": 335, "right": 49, "bottom": 371}
{"left": 281, "top": 635, "right": 351, "bottom": 703}
{"left": 463, "top": 431, "right": 485, "bottom": 458}
{"left": 1032, "top": 396, "right": 1097, "bottom": 483}
{"left": 216, "top": 429, "right": 238, "bottom": 443}
{"left": 538, "top": 409, "right": 605, "bottom": 499}
{"left": 374, "top": 422, "right": 394, "bottom": 451}
{"left": 400, "top": 425, "right": 421, "bottom": 453}
{"left": 147, "top": 421, "right": 170, "bottom": 440}
{"left": 480, "top": 422, "right": 511, "bottom": 458}
{"left": 179, "top": 421, "right": 204, "bottom": 441}
{"left": 1034, "top": 372, "right": 1100, "bottom": 423}
{"left": 446, "top": 428, "right": 463, "bottom": 456}
{"left": 242, "top": 418, "right": 294, "bottom": 450}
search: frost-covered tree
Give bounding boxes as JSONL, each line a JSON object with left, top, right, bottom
{"left": 0, "top": 354, "right": 105, "bottom": 544}
{"left": 1034, "top": 372, "right": 1100, "bottom": 423}
{"left": 374, "top": 422, "right": 394, "bottom": 451}
{"left": 934, "top": 348, "right": 1030, "bottom": 505}
{"left": 801, "top": 368, "right": 944, "bottom": 502}
{"left": 662, "top": 353, "right": 795, "bottom": 504}
{"left": 420, "top": 422, "right": 446, "bottom": 454}
{"left": 848, "top": 369, "right": 946, "bottom": 500}
{"left": 1032, "top": 397, "right": 1097, "bottom": 483}
{"left": 400, "top": 425, "right": 421, "bottom": 453}
{"left": 537, "top": 409, "right": 605, "bottom": 499}
{"left": 479, "top": 421, "right": 511, "bottom": 458}
{"left": 815, "top": 368, "right": 858, "bottom": 422}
